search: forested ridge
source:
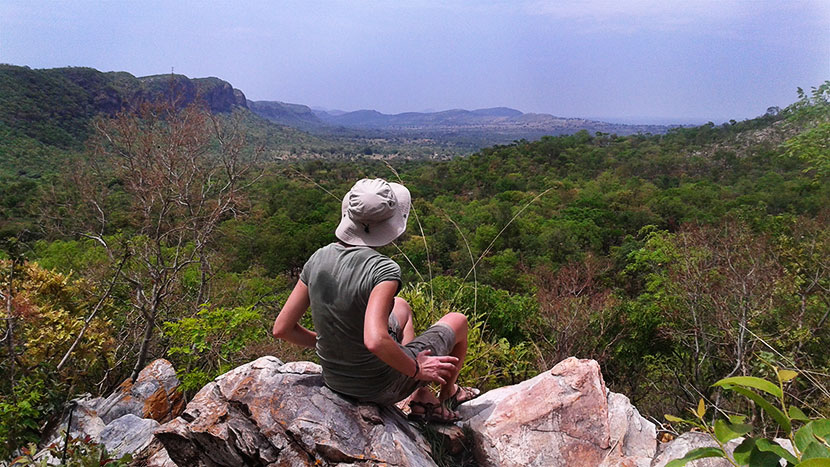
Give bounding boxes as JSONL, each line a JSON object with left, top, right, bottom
{"left": 0, "top": 75, "right": 828, "bottom": 459}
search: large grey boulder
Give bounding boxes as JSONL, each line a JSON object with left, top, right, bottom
{"left": 154, "top": 356, "right": 437, "bottom": 466}
{"left": 457, "top": 357, "right": 657, "bottom": 467}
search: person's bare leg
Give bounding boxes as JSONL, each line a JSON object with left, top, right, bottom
{"left": 391, "top": 297, "right": 415, "bottom": 344}
{"left": 435, "top": 312, "right": 468, "bottom": 402}
{"left": 391, "top": 297, "right": 432, "bottom": 410}
{"left": 397, "top": 303, "right": 469, "bottom": 417}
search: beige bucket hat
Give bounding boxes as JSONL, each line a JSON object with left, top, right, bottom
{"left": 335, "top": 178, "right": 411, "bottom": 247}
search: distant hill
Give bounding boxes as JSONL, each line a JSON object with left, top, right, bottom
{"left": 250, "top": 101, "right": 673, "bottom": 140}
{"left": 247, "top": 100, "right": 324, "bottom": 129}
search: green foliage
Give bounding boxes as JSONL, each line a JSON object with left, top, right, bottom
{"left": 783, "top": 81, "right": 830, "bottom": 180}
{"left": 666, "top": 370, "right": 830, "bottom": 467}
{"left": 10, "top": 435, "right": 133, "bottom": 466}
{"left": 0, "top": 261, "right": 114, "bottom": 371}
{"left": 0, "top": 260, "right": 115, "bottom": 458}
{"left": 163, "top": 304, "right": 269, "bottom": 392}
{"left": 611, "top": 217, "right": 830, "bottom": 417}
{"left": 0, "top": 377, "right": 47, "bottom": 460}
{"left": 400, "top": 282, "right": 536, "bottom": 390}
{"left": 427, "top": 276, "right": 538, "bottom": 344}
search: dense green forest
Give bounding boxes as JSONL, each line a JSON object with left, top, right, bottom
{"left": 0, "top": 77, "right": 828, "bottom": 458}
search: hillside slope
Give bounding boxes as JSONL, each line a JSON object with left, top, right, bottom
{"left": 0, "top": 66, "right": 247, "bottom": 148}
{"left": 0, "top": 65, "right": 330, "bottom": 177}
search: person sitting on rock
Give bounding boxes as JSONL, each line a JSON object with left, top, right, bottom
{"left": 272, "top": 178, "right": 479, "bottom": 422}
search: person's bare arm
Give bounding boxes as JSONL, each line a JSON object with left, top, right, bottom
{"left": 272, "top": 280, "right": 317, "bottom": 348}
{"left": 363, "top": 281, "right": 458, "bottom": 384}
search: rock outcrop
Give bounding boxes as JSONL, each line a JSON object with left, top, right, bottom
{"left": 153, "top": 356, "right": 436, "bottom": 466}
{"left": 149, "top": 356, "right": 662, "bottom": 466}
{"left": 458, "top": 357, "right": 656, "bottom": 467}
{"left": 137, "top": 75, "right": 247, "bottom": 113}
{"left": 40, "top": 359, "right": 183, "bottom": 460}
{"left": 37, "top": 356, "right": 743, "bottom": 466}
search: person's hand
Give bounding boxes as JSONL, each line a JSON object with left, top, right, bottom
{"left": 414, "top": 349, "right": 459, "bottom": 384}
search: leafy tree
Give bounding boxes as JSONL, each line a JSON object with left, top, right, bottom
{"left": 163, "top": 304, "right": 268, "bottom": 393}
{"left": 0, "top": 260, "right": 115, "bottom": 457}
{"left": 45, "top": 97, "right": 261, "bottom": 380}
{"left": 783, "top": 81, "right": 830, "bottom": 180}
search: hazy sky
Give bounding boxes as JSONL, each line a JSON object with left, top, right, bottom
{"left": 1, "top": 0, "right": 828, "bottom": 123}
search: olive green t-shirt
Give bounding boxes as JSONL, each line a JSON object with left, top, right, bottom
{"left": 299, "top": 243, "right": 402, "bottom": 400}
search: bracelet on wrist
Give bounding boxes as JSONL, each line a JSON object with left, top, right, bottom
{"left": 412, "top": 358, "right": 420, "bottom": 378}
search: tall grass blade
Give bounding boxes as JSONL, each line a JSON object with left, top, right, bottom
{"left": 441, "top": 209, "right": 478, "bottom": 315}
{"left": 385, "top": 162, "right": 433, "bottom": 313}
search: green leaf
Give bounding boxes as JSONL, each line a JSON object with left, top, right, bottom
{"left": 714, "top": 376, "right": 783, "bottom": 399}
{"left": 728, "top": 414, "right": 748, "bottom": 425}
{"left": 665, "top": 447, "right": 726, "bottom": 467}
{"left": 697, "top": 398, "right": 706, "bottom": 419}
{"left": 797, "top": 459, "right": 830, "bottom": 467}
{"left": 778, "top": 369, "right": 799, "bottom": 383}
{"left": 790, "top": 407, "right": 810, "bottom": 422}
{"left": 714, "top": 419, "right": 752, "bottom": 444}
{"left": 795, "top": 420, "right": 830, "bottom": 460}
{"left": 729, "top": 386, "right": 791, "bottom": 433}
{"left": 756, "top": 439, "right": 799, "bottom": 465}
{"left": 665, "top": 414, "right": 685, "bottom": 423}
{"left": 802, "top": 441, "right": 830, "bottom": 461}
{"left": 735, "top": 438, "right": 794, "bottom": 467}
{"left": 812, "top": 420, "right": 830, "bottom": 440}
{"left": 796, "top": 424, "right": 814, "bottom": 452}
{"left": 733, "top": 438, "right": 757, "bottom": 465}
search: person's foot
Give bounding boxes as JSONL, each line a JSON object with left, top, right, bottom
{"left": 443, "top": 384, "right": 481, "bottom": 409}
{"left": 408, "top": 401, "right": 460, "bottom": 424}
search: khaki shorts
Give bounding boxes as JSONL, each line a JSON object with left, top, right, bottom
{"left": 365, "top": 314, "right": 456, "bottom": 405}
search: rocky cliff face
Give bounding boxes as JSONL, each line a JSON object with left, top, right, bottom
{"left": 137, "top": 74, "right": 248, "bottom": 113}
{"left": 37, "top": 356, "right": 731, "bottom": 466}
{"left": 0, "top": 65, "right": 250, "bottom": 154}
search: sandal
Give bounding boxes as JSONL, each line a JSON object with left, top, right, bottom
{"left": 408, "top": 401, "right": 460, "bottom": 424}
{"left": 445, "top": 385, "right": 481, "bottom": 410}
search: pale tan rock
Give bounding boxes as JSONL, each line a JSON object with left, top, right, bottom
{"left": 458, "top": 357, "right": 657, "bottom": 467}
{"left": 602, "top": 392, "right": 657, "bottom": 467}
{"left": 130, "top": 438, "right": 177, "bottom": 467}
